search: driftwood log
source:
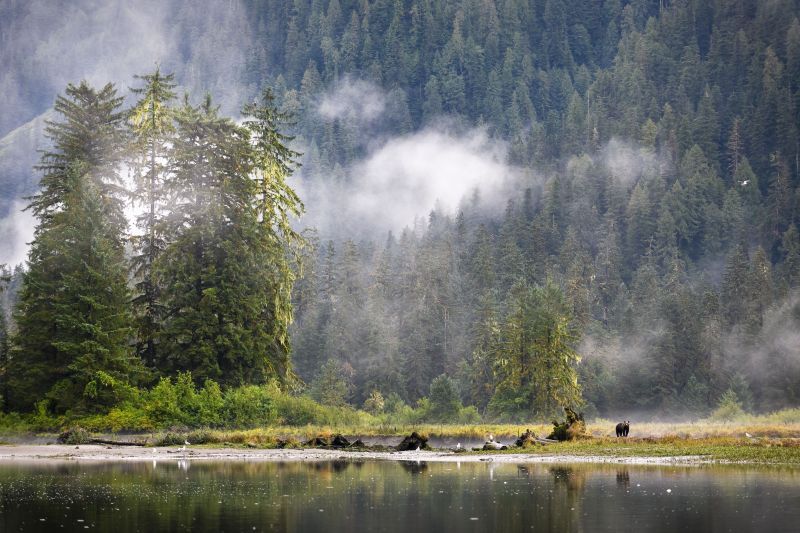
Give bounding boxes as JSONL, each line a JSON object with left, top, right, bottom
{"left": 515, "top": 429, "right": 538, "bottom": 447}
{"left": 305, "top": 434, "right": 354, "bottom": 448}
{"left": 88, "top": 438, "right": 147, "bottom": 447}
{"left": 396, "top": 432, "right": 430, "bottom": 451}
{"left": 514, "top": 429, "right": 558, "bottom": 447}
{"left": 56, "top": 428, "right": 147, "bottom": 446}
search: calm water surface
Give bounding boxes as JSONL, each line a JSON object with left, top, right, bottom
{"left": 0, "top": 459, "right": 798, "bottom": 532}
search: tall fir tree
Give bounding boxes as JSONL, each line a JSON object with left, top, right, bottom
{"left": 242, "top": 87, "right": 306, "bottom": 384}
{"left": 0, "top": 266, "right": 9, "bottom": 412}
{"left": 9, "top": 82, "right": 142, "bottom": 413}
{"left": 128, "top": 68, "right": 177, "bottom": 367}
{"left": 156, "top": 92, "right": 303, "bottom": 387}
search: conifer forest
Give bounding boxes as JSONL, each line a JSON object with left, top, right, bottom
{"left": 1, "top": 0, "right": 799, "bottom": 428}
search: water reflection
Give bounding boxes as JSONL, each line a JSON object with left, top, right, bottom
{"left": 0, "top": 460, "right": 798, "bottom": 532}
{"left": 616, "top": 468, "right": 631, "bottom": 489}
{"left": 399, "top": 460, "right": 428, "bottom": 475}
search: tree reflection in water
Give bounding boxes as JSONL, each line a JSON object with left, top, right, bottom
{"left": 0, "top": 460, "right": 797, "bottom": 532}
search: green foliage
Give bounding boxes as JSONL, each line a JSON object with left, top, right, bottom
{"left": 383, "top": 393, "right": 408, "bottom": 415}
{"left": 142, "top": 373, "right": 225, "bottom": 427}
{"left": 456, "top": 405, "right": 482, "bottom": 424}
{"left": 5, "top": 1, "right": 800, "bottom": 423}
{"left": 152, "top": 90, "right": 304, "bottom": 388}
{"left": 711, "top": 389, "right": 746, "bottom": 422}
{"left": 310, "top": 359, "right": 350, "bottom": 407}
{"left": 9, "top": 83, "right": 144, "bottom": 414}
{"left": 428, "top": 374, "right": 461, "bottom": 422}
{"left": 221, "top": 384, "right": 279, "bottom": 428}
{"left": 486, "top": 281, "right": 583, "bottom": 420}
{"left": 362, "top": 390, "right": 385, "bottom": 414}
{"left": 128, "top": 68, "right": 177, "bottom": 367}
{"left": 34, "top": 376, "right": 370, "bottom": 431}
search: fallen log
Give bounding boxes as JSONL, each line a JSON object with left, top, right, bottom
{"left": 89, "top": 438, "right": 147, "bottom": 447}
{"left": 396, "top": 431, "right": 430, "bottom": 451}
{"left": 515, "top": 429, "right": 538, "bottom": 448}
{"left": 331, "top": 435, "right": 352, "bottom": 448}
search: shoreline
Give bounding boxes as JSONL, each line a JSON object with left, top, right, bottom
{"left": 0, "top": 444, "right": 718, "bottom": 465}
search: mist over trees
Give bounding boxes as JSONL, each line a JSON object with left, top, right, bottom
{"left": 2, "top": 76, "right": 305, "bottom": 414}
{"left": 0, "top": 0, "right": 799, "bottom": 422}
{"left": 274, "top": 0, "right": 800, "bottom": 418}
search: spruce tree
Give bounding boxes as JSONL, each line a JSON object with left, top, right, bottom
{"left": 242, "top": 87, "right": 306, "bottom": 381}
{"left": 156, "top": 92, "right": 303, "bottom": 387}
{"left": 128, "top": 68, "right": 177, "bottom": 367}
{"left": 0, "top": 267, "right": 9, "bottom": 411}
{"left": 10, "top": 80, "right": 141, "bottom": 413}
{"left": 488, "top": 281, "right": 582, "bottom": 419}
{"left": 30, "top": 82, "right": 128, "bottom": 234}
{"left": 40, "top": 167, "right": 142, "bottom": 412}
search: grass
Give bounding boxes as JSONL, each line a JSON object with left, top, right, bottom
{"left": 475, "top": 436, "right": 800, "bottom": 465}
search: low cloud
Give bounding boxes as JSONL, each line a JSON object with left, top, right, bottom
{"left": 0, "top": 201, "right": 35, "bottom": 268}
{"left": 723, "top": 294, "right": 800, "bottom": 397}
{"left": 600, "top": 138, "right": 661, "bottom": 187}
{"left": 318, "top": 78, "right": 386, "bottom": 125}
{"left": 297, "top": 125, "right": 520, "bottom": 238}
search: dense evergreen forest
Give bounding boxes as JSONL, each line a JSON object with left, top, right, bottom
{"left": 268, "top": 0, "right": 800, "bottom": 418}
{"left": 1, "top": 0, "right": 800, "bottom": 423}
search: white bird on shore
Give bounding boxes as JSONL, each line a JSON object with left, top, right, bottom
{"left": 456, "top": 443, "right": 461, "bottom": 450}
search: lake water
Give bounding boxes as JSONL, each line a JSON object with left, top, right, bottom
{"left": 0, "top": 459, "right": 798, "bottom": 532}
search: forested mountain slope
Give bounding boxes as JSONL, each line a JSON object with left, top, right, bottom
{"left": 262, "top": 0, "right": 800, "bottom": 417}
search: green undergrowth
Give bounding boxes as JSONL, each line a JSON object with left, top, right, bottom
{"left": 0, "top": 374, "right": 375, "bottom": 433}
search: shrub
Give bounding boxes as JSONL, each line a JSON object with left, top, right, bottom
{"left": 58, "top": 426, "right": 91, "bottom": 444}
{"left": 81, "top": 405, "right": 154, "bottom": 432}
{"left": 761, "top": 408, "right": 800, "bottom": 424}
{"left": 711, "top": 389, "right": 746, "bottom": 422}
{"left": 457, "top": 405, "right": 481, "bottom": 424}
{"left": 384, "top": 393, "right": 407, "bottom": 414}
{"left": 83, "top": 370, "right": 140, "bottom": 410}
{"left": 155, "top": 432, "right": 188, "bottom": 446}
{"left": 144, "top": 377, "right": 183, "bottom": 425}
{"left": 363, "top": 390, "right": 385, "bottom": 414}
{"left": 29, "top": 399, "right": 61, "bottom": 431}
{"left": 195, "top": 380, "right": 225, "bottom": 426}
{"left": 222, "top": 384, "right": 279, "bottom": 427}
{"left": 429, "top": 374, "right": 461, "bottom": 422}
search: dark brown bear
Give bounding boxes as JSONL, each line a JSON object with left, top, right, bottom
{"left": 615, "top": 421, "right": 630, "bottom": 437}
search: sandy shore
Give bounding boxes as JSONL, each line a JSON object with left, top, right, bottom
{"left": 0, "top": 444, "right": 708, "bottom": 465}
